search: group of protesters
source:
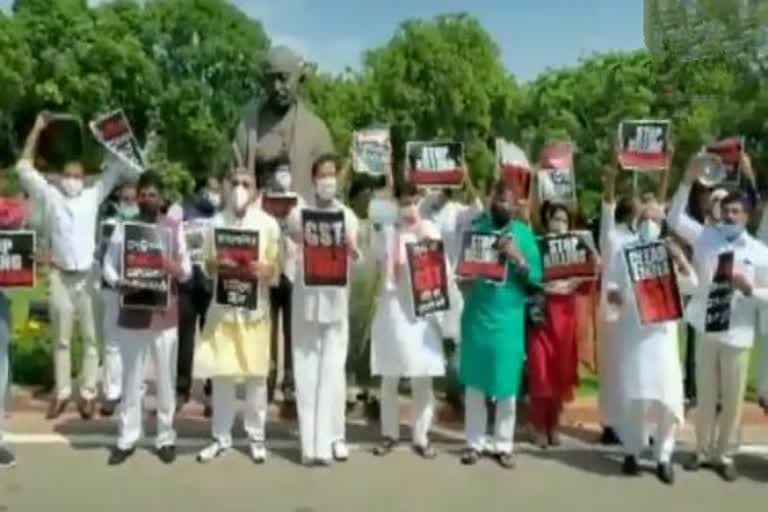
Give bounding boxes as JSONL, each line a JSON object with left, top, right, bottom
{"left": 0, "top": 47, "right": 766, "bottom": 489}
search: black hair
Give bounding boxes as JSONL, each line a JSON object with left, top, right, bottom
{"left": 615, "top": 195, "right": 634, "bottom": 224}
{"left": 545, "top": 202, "right": 571, "bottom": 226}
{"left": 395, "top": 182, "right": 420, "bottom": 200}
{"left": 137, "top": 170, "right": 164, "bottom": 193}
{"left": 491, "top": 179, "right": 507, "bottom": 199}
{"left": 721, "top": 190, "right": 751, "bottom": 212}
{"left": 311, "top": 153, "right": 341, "bottom": 178}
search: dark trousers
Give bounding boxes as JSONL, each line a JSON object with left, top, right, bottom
{"left": 684, "top": 324, "right": 697, "bottom": 401}
{"left": 269, "top": 274, "right": 293, "bottom": 386}
{"left": 177, "top": 267, "right": 212, "bottom": 398}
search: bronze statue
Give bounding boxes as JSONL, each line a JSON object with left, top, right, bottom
{"left": 234, "top": 46, "right": 334, "bottom": 201}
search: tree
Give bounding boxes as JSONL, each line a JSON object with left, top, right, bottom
{"left": 0, "top": 12, "right": 33, "bottom": 162}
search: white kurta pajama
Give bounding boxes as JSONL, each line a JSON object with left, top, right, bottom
{"left": 605, "top": 236, "right": 696, "bottom": 462}
{"left": 103, "top": 218, "right": 192, "bottom": 451}
{"left": 194, "top": 206, "right": 282, "bottom": 449}
{"left": 668, "top": 184, "right": 768, "bottom": 464}
{"left": 286, "top": 198, "right": 360, "bottom": 462}
{"left": 370, "top": 221, "right": 448, "bottom": 447}
{"left": 597, "top": 202, "right": 638, "bottom": 429}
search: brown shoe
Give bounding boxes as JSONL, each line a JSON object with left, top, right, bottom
{"left": 100, "top": 399, "right": 119, "bottom": 417}
{"left": 46, "top": 398, "right": 70, "bottom": 420}
{"left": 78, "top": 399, "right": 96, "bottom": 420}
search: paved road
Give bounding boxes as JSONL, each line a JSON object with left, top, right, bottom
{"left": 2, "top": 442, "right": 767, "bottom": 512}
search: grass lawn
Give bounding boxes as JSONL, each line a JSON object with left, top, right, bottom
{"left": 6, "top": 278, "right": 47, "bottom": 328}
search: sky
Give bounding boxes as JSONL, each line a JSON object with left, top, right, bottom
{"left": 1, "top": 0, "right": 646, "bottom": 81}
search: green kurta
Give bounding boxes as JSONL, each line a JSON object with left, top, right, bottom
{"left": 459, "top": 215, "right": 543, "bottom": 399}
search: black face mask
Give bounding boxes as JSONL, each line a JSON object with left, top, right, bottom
{"left": 490, "top": 204, "right": 512, "bottom": 228}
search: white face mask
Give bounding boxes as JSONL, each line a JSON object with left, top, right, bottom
{"left": 717, "top": 222, "right": 744, "bottom": 241}
{"left": 548, "top": 219, "right": 568, "bottom": 235}
{"left": 230, "top": 185, "right": 250, "bottom": 212}
{"left": 638, "top": 219, "right": 661, "bottom": 242}
{"left": 60, "top": 177, "right": 83, "bottom": 197}
{"left": 206, "top": 191, "right": 221, "bottom": 208}
{"left": 275, "top": 169, "right": 292, "bottom": 191}
{"left": 315, "top": 177, "right": 337, "bottom": 201}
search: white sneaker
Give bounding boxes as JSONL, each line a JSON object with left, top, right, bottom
{"left": 196, "top": 441, "right": 229, "bottom": 463}
{"left": 332, "top": 440, "right": 349, "bottom": 462}
{"left": 249, "top": 441, "right": 267, "bottom": 464}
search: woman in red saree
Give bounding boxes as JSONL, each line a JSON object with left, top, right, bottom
{"left": 527, "top": 203, "right": 599, "bottom": 448}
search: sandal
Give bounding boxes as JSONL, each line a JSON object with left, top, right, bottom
{"left": 496, "top": 452, "right": 516, "bottom": 469}
{"left": 460, "top": 448, "right": 481, "bottom": 465}
{"left": 373, "top": 437, "right": 398, "bottom": 456}
{"left": 413, "top": 443, "right": 437, "bottom": 460}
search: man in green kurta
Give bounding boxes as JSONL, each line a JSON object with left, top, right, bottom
{"left": 459, "top": 181, "right": 542, "bottom": 468}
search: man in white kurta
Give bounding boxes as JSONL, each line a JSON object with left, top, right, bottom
{"left": 285, "top": 155, "right": 361, "bottom": 465}
{"left": 668, "top": 158, "right": 768, "bottom": 481}
{"left": 194, "top": 169, "right": 282, "bottom": 464}
{"left": 605, "top": 207, "right": 696, "bottom": 485}
{"left": 370, "top": 193, "right": 448, "bottom": 458}
{"left": 102, "top": 172, "right": 191, "bottom": 465}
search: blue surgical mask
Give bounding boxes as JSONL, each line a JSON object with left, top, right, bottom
{"left": 717, "top": 222, "right": 744, "bottom": 241}
{"left": 119, "top": 203, "right": 139, "bottom": 219}
{"left": 638, "top": 219, "right": 661, "bottom": 242}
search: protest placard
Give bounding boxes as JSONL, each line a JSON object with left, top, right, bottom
{"left": 624, "top": 241, "right": 683, "bottom": 324}
{"left": 301, "top": 209, "right": 348, "bottom": 287}
{"left": 0, "top": 231, "right": 36, "bottom": 288}
{"left": 618, "top": 120, "right": 671, "bottom": 171}
{"left": 214, "top": 228, "right": 260, "bottom": 310}
{"left": 405, "top": 239, "right": 450, "bottom": 317}
{"left": 120, "top": 222, "right": 170, "bottom": 310}
{"left": 456, "top": 231, "right": 507, "bottom": 283}
{"left": 406, "top": 141, "right": 465, "bottom": 188}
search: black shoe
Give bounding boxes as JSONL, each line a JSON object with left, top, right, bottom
{"left": 157, "top": 445, "right": 176, "bottom": 464}
{"left": 600, "top": 426, "right": 621, "bottom": 445}
{"left": 460, "top": 448, "right": 481, "bottom": 465}
{"left": 622, "top": 455, "right": 639, "bottom": 476}
{"left": 716, "top": 461, "right": 738, "bottom": 482}
{"left": 683, "top": 453, "right": 705, "bottom": 472}
{"left": 495, "top": 452, "right": 516, "bottom": 469}
{"left": 100, "top": 399, "right": 119, "bottom": 417}
{"left": 108, "top": 447, "right": 135, "bottom": 466}
{"left": 656, "top": 462, "right": 675, "bottom": 485}
{"left": 413, "top": 443, "right": 437, "bottom": 460}
{"left": 0, "top": 446, "right": 16, "bottom": 468}
{"left": 203, "top": 403, "right": 212, "bottom": 419}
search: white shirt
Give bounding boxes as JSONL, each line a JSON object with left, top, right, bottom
{"left": 285, "top": 198, "right": 361, "bottom": 324}
{"left": 599, "top": 201, "right": 637, "bottom": 321}
{"left": 418, "top": 195, "right": 482, "bottom": 270}
{"left": 15, "top": 156, "right": 138, "bottom": 272}
{"left": 668, "top": 183, "right": 768, "bottom": 348}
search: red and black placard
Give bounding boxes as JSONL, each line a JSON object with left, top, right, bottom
{"left": 539, "top": 232, "right": 597, "bottom": 282}
{"left": 302, "top": 209, "right": 348, "bottom": 287}
{"left": 214, "top": 228, "right": 260, "bottom": 310}
{"left": 120, "top": 222, "right": 170, "bottom": 310}
{"left": 618, "top": 120, "right": 671, "bottom": 171}
{"left": 90, "top": 109, "right": 145, "bottom": 171}
{"left": 706, "top": 137, "right": 744, "bottom": 186}
{"left": 456, "top": 231, "right": 507, "bottom": 283}
{"left": 705, "top": 251, "right": 735, "bottom": 332}
{"left": 0, "top": 230, "right": 36, "bottom": 288}
{"left": 405, "top": 239, "right": 450, "bottom": 317}
{"left": 406, "top": 141, "right": 465, "bottom": 188}
{"left": 624, "top": 241, "right": 683, "bottom": 325}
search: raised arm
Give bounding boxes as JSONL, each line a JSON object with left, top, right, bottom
{"left": 667, "top": 159, "right": 704, "bottom": 245}
{"left": 94, "top": 154, "right": 141, "bottom": 204}
{"left": 15, "top": 113, "right": 55, "bottom": 199}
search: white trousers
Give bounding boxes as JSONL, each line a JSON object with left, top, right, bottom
{"left": 597, "top": 319, "right": 620, "bottom": 427}
{"left": 695, "top": 335, "right": 749, "bottom": 463}
{"left": 380, "top": 376, "right": 434, "bottom": 448}
{"left": 211, "top": 377, "right": 268, "bottom": 448}
{"left": 97, "top": 288, "right": 123, "bottom": 401}
{"left": 623, "top": 400, "right": 678, "bottom": 463}
{"left": 50, "top": 269, "right": 100, "bottom": 400}
{"left": 464, "top": 388, "right": 516, "bottom": 454}
{"left": 292, "top": 320, "right": 348, "bottom": 461}
{"left": 117, "top": 327, "right": 177, "bottom": 450}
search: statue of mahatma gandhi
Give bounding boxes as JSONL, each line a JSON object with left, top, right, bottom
{"left": 234, "top": 46, "right": 334, "bottom": 404}
{"left": 234, "top": 46, "right": 334, "bottom": 201}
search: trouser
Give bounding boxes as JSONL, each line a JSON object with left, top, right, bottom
{"left": 684, "top": 324, "right": 697, "bottom": 401}
{"left": 98, "top": 288, "right": 122, "bottom": 401}
{"left": 0, "top": 292, "right": 10, "bottom": 443}
{"left": 269, "top": 275, "right": 293, "bottom": 388}
{"left": 694, "top": 335, "right": 750, "bottom": 464}
{"left": 293, "top": 319, "right": 348, "bottom": 460}
{"left": 117, "top": 327, "right": 177, "bottom": 450}
{"left": 176, "top": 269, "right": 212, "bottom": 397}
{"left": 464, "top": 388, "right": 516, "bottom": 454}
{"left": 380, "top": 376, "right": 434, "bottom": 447}
{"left": 623, "top": 400, "right": 678, "bottom": 463}
{"left": 49, "top": 268, "right": 99, "bottom": 401}
{"left": 597, "top": 319, "right": 620, "bottom": 428}
{"left": 211, "top": 377, "right": 268, "bottom": 448}
{"left": 758, "top": 335, "right": 768, "bottom": 400}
